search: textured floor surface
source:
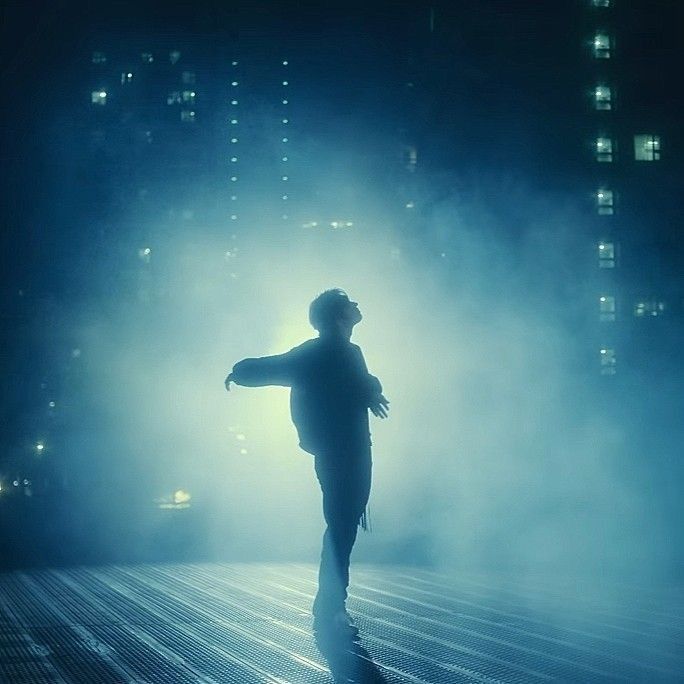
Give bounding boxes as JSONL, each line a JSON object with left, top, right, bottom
{"left": 0, "top": 562, "right": 682, "bottom": 683}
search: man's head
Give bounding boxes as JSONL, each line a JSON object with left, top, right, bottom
{"left": 309, "top": 288, "right": 362, "bottom": 335}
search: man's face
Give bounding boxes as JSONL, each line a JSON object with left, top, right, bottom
{"left": 340, "top": 298, "right": 362, "bottom": 327}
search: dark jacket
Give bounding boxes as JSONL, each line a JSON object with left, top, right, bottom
{"left": 231, "top": 336, "right": 382, "bottom": 455}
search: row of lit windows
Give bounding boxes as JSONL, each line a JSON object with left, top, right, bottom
{"left": 598, "top": 296, "right": 667, "bottom": 321}
{"left": 594, "top": 135, "right": 661, "bottom": 162}
{"left": 92, "top": 51, "right": 290, "bottom": 67}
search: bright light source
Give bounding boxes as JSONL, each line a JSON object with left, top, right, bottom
{"left": 230, "top": 119, "right": 238, "bottom": 124}
{"left": 282, "top": 176, "right": 288, "bottom": 181}
{"left": 36, "top": 442, "right": 45, "bottom": 452}
{"left": 173, "top": 489, "right": 191, "bottom": 504}
{"left": 282, "top": 156, "right": 288, "bottom": 162}
{"left": 231, "top": 81, "right": 238, "bottom": 86}
{"left": 282, "top": 137, "right": 288, "bottom": 142}
{"left": 230, "top": 156, "right": 238, "bottom": 162}
{"left": 282, "top": 60, "right": 288, "bottom": 65}
{"left": 231, "top": 100, "right": 238, "bottom": 105}
{"left": 230, "top": 176, "right": 237, "bottom": 182}
{"left": 231, "top": 60, "right": 238, "bottom": 66}
{"left": 230, "top": 138, "right": 238, "bottom": 143}
{"left": 282, "top": 81, "right": 289, "bottom": 86}
{"left": 282, "top": 100, "right": 288, "bottom": 104}
{"left": 48, "top": 400, "right": 56, "bottom": 408}
{"left": 282, "top": 119, "right": 289, "bottom": 123}
{"left": 600, "top": 296, "right": 606, "bottom": 302}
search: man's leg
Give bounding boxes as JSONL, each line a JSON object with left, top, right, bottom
{"left": 313, "top": 451, "right": 371, "bottom": 622}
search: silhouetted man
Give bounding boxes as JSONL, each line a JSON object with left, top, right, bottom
{"left": 225, "top": 289, "right": 389, "bottom": 635}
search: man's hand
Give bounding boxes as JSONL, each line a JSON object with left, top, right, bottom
{"left": 224, "top": 373, "right": 234, "bottom": 392}
{"left": 369, "top": 393, "right": 390, "bottom": 418}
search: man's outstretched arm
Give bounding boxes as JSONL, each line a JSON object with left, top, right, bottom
{"left": 353, "top": 346, "right": 390, "bottom": 419}
{"left": 225, "top": 349, "right": 299, "bottom": 391}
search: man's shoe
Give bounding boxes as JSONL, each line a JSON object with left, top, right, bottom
{"left": 313, "top": 609, "right": 359, "bottom": 637}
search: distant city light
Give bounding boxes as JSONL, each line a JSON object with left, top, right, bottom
{"left": 240, "top": 448, "right": 248, "bottom": 455}
{"left": 36, "top": 442, "right": 45, "bottom": 453}
{"left": 282, "top": 176, "right": 288, "bottom": 181}
{"left": 230, "top": 119, "right": 238, "bottom": 124}
{"left": 282, "top": 119, "right": 289, "bottom": 123}
{"left": 231, "top": 137, "right": 238, "bottom": 143}
{"left": 230, "top": 176, "right": 238, "bottom": 182}
{"left": 230, "top": 156, "right": 238, "bottom": 162}
{"left": 282, "top": 137, "right": 288, "bottom": 142}
{"left": 71, "top": 348, "right": 82, "bottom": 358}
{"left": 405, "top": 201, "right": 415, "bottom": 209}
{"left": 282, "top": 60, "right": 289, "bottom": 65}
{"left": 231, "top": 81, "right": 239, "bottom": 86}
{"left": 173, "top": 489, "right": 191, "bottom": 504}
{"left": 282, "top": 100, "right": 288, "bottom": 104}
{"left": 236, "top": 433, "right": 246, "bottom": 441}
{"left": 48, "top": 401, "right": 56, "bottom": 408}
{"left": 231, "top": 60, "right": 238, "bottom": 66}
{"left": 230, "top": 215, "right": 237, "bottom": 220}
{"left": 231, "top": 100, "right": 238, "bottom": 105}
{"left": 282, "top": 81, "right": 289, "bottom": 86}
{"left": 282, "top": 195, "right": 289, "bottom": 200}
{"left": 282, "top": 156, "right": 288, "bottom": 161}
{"left": 600, "top": 296, "right": 606, "bottom": 302}
{"left": 230, "top": 195, "right": 237, "bottom": 200}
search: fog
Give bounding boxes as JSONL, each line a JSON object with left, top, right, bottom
{"left": 58, "top": 161, "right": 682, "bottom": 588}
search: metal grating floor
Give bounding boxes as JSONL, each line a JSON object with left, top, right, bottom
{"left": 0, "top": 562, "right": 682, "bottom": 683}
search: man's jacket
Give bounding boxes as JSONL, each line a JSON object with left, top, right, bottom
{"left": 230, "top": 335, "right": 382, "bottom": 456}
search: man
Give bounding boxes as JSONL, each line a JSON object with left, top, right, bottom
{"left": 225, "top": 289, "right": 389, "bottom": 635}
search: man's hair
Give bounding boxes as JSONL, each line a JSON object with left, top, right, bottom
{"left": 309, "top": 288, "right": 350, "bottom": 332}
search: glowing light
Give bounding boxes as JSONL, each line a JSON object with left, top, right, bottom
{"left": 282, "top": 118, "right": 289, "bottom": 123}
{"left": 231, "top": 60, "right": 238, "bottom": 66}
{"left": 230, "top": 195, "right": 237, "bottom": 200}
{"left": 282, "top": 176, "right": 288, "bottom": 181}
{"left": 282, "top": 60, "right": 288, "bottom": 65}
{"left": 230, "top": 215, "right": 237, "bottom": 220}
{"left": 282, "top": 195, "right": 288, "bottom": 200}
{"left": 230, "top": 137, "right": 238, "bottom": 143}
{"left": 100, "top": 91, "right": 106, "bottom": 97}
{"left": 13, "top": 481, "right": 19, "bottom": 487}
{"left": 230, "top": 176, "right": 237, "bottom": 182}
{"left": 282, "top": 137, "right": 288, "bottom": 142}
{"left": 230, "top": 119, "right": 238, "bottom": 124}
{"left": 231, "top": 100, "right": 238, "bottom": 105}
{"left": 282, "top": 156, "right": 288, "bottom": 161}
{"left": 600, "top": 296, "right": 606, "bottom": 302}
{"left": 231, "top": 81, "right": 238, "bottom": 86}
{"left": 405, "top": 201, "right": 415, "bottom": 208}
{"left": 36, "top": 442, "right": 45, "bottom": 452}
{"left": 48, "top": 400, "right": 56, "bottom": 408}
{"left": 282, "top": 99, "right": 288, "bottom": 104}
{"left": 599, "top": 244, "right": 605, "bottom": 250}
{"left": 173, "top": 489, "right": 191, "bottom": 504}
{"left": 71, "top": 348, "right": 82, "bottom": 358}
{"left": 240, "top": 448, "right": 248, "bottom": 455}
{"left": 282, "top": 81, "right": 289, "bottom": 86}
{"left": 230, "top": 156, "right": 238, "bottom": 162}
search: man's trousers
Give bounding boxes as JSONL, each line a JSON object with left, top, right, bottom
{"left": 312, "top": 446, "right": 372, "bottom": 618}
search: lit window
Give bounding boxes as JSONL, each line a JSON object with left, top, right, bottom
{"left": 634, "top": 299, "right": 666, "bottom": 317}
{"left": 593, "top": 33, "right": 612, "bottom": 58}
{"left": 231, "top": 60, "right": 238, "bottom": 66}
{"left": 230, "top": 156, "right": 238, "bottom": 162}
{"left": 141, "top": 52, "right": 154, "bottom": 63}
{"left": 282, "top": 195, "right": 288, "bottom": 200}
{"left": 592, "top": 0, "right": 611, "bottom": 6}
{"left": 596, "top": 188, "right": 614, "bottom": 214}
{"left": 599, "top": 295, "right": 616, "bottom": 321}
{"left": 282, "top": 156, "right": 288, "bottom": 161}
{"left": 282, "top": 60, "right": 289, "bottom": 66}
{"left": 230, "top": 176, "right": 238, "bottom": 182}
{"left": 600, "top": 348, "right": 616, "bottom": 375}
{"left": 598, "top": 242, "right": 615, "bottom": 268}
{"left": 138, "top": 247, "right": 152, "bottom": 263}
{"left": 182, "top": 71, "right": 196, "bottom": 84}
{"left": 282, "top": 118, "right": 289, "bottom": 124}
{"left": 230, "top": 137, "right": 238, "bottom": 143}
{"left": 634, "top": 134, "right": 661, "bottom": 161}
{"left": 167, "top": 91, "right": 181, "bottom": 105}
{"left": 169, "top": 50, "right": 181, "bottom": 64}
{"left": 595, "top": 137, "right": 614, "bottom": 162}
{"left": 230, "top": 118, "right": 238, "bottom": 124}
{"left": 403, "top": 145, "right": 418, "bottom": 171}
{"left": 405, "top": 201, "right": 415, "bottom": 209}
{"left": 231, "top": 81, "right": 239, "bottom": 87}
{"left": 231, "top": 215, "right": 238, "bottom": 220}
{"left": 182, "top": 90, "right": 196, "bottom": 104}
{"left": 282, "top": 99, "right": 288, "bottom": 105}
{"left": 91, "top": 51, "right": 107, "bottom": 64}
{"left": 282, "top": 81, "right": 289, "bottom": 86}
{"left": 91, "top": 90, "right": 107, "bottom": 105}
{"left": 593, "top": 85, "right": 612, "bottom": 110}
{"left": 282, "top": 176, "right": 288, "bottom": 181}
{"left": 231, "top": 100, "right": 238, "bottom": 105}
{"left": 282, "top": 137, "right": 289, "bottom": 142}
{"left": 180, "top": 110, "right": 196, "bottom": 122}
{"left": 120, "top": 72, "right": 134, "bottom": 84}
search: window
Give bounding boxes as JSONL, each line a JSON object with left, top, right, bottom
{"left": 121, "top": 72, "right": 133, "bottom": 84}
{"left": 599, "top": 295, "right": 616, "bottom": 321}
{"left": 180, "top": 110, "right": 196, "bottom": 122}
{"left": 181, "top": 71, "right": 196, "bottom": 85}
{"left": 634, "top": 134, "right": 660, "bottom": 161}
{"left": 91, "top": 51, "right": 107, "bottom": 64}
{"left": 596, "top": 188, "right": 614, "bottom": 214}
{"left": 634, "top": 299, "right": 666, "bottom": 317}
{"left": 91, "top": 90, "right": 107, "bottom": 105}
{"left": 593, "top": 85, "right": 613, "bottom": 110}
{"left": 593, "top": 33, "right": 612, "bottom": 58}
{"left": 141, "top": 52, "right": 154, "bottom": 63}
{"left": 167, "top": 91, "right": 181, "bottom": 105}
{"left": 181, "top": 90, "right": 196, "bottom": 104}
{"left": 595, "top": 137, "right": 614, "bottom": 162}
{"left": 598, "top": 242, "right": 615, "bottom": 268}
{"left": 600, "top": 348, "right": 616, "bottom": 375}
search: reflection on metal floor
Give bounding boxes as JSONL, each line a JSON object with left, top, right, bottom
{"left": 0, "top": 562, "right": 682, "bottom": 683}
